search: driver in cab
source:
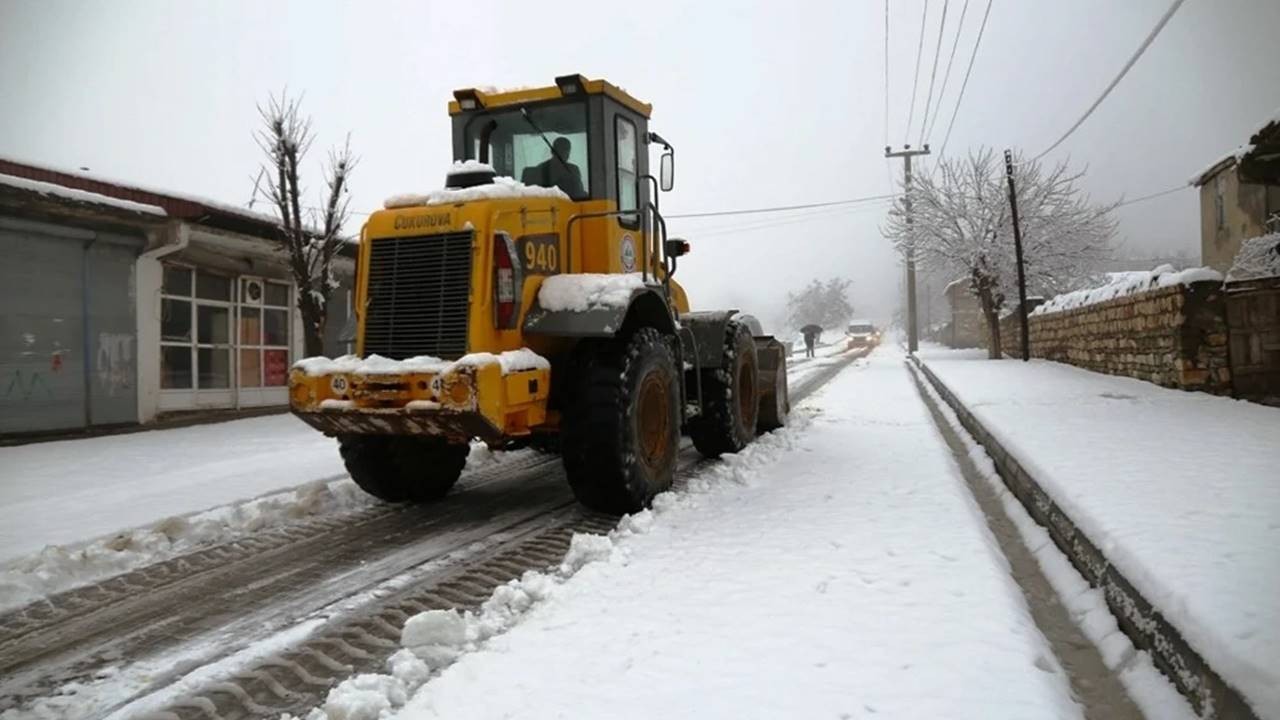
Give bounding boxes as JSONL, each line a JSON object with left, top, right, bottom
{"left": 523, "top": 136, "right": 585, "bottom": 198}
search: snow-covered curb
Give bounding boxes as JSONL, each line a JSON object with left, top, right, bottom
{"left": 1031, "top": 264, "right": 1223, "bottom": 316}
{"left": 294, "top": 348, "right": 550, "bottom": 378}
{"left": 911, "top": 365, "right": 1195, "bottom": 720}
{"left": 293, "top": 409, "right": 814, "bottom": 720}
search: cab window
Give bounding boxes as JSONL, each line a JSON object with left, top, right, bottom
{"left": 463, "top": 102, "right": 590, "bottom": 200}
{"left": 616, "top": 116, "right": 639, "bottom": 223}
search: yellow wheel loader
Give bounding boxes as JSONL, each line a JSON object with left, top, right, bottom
{"left": 290, "top": 75, "right": 789, "bottom": 514}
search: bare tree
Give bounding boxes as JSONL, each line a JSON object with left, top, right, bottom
{"left": 885, "top": 148, "right": 1115, "bottom": 358}
{"left": 255, "top": 92, "right": 356, "bottom": 358}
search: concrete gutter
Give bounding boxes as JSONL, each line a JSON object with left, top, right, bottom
{"left": 912, "top": 356, "right": 1260, "bottom": 720}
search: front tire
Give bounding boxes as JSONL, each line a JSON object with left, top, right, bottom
{"left": 689, "top": 320, "right": 759, "bottom": 457}
{"left": 562, "top": 328, "right": 681, "bottom": 514}
{"left": 337, "top": 435, "right": 469, "bottom": 503}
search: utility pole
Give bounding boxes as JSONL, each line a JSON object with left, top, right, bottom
{"left": 885, "top": 143, "right": 931, "bottom": 353}
{"left": 1003, "top": 149, "right": 1030, "bottom": 362}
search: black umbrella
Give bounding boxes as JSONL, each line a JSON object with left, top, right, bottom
{"left": 800, "top": 324, "right": 823, "bottom": 336}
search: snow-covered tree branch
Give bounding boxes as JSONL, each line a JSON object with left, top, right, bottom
{"left": 785, "top": 278, "right": 855, "bottom": 332}
{"left": 254, "top": 92, "right": 357, "bottom": 357}
{"left": 883, "top": 148, "right": 1115, "bottom": 358}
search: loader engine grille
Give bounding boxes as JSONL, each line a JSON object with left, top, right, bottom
{"left": 362, "top": 231, "right": 473, "bottom": 360}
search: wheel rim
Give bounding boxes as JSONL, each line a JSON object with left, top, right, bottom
{"left": 637, "top": 371, "right": 672, "bottom": 471}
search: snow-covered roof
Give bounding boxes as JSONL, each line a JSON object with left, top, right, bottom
{"left": 1227, "top": 232, "right": 1280, "bottom": 282}
{"left": 0, "top": 154, "right": 290, "bottom": 235}
{"left": 1032, "top": 265, "right": 1224, "bottom": 316}
{"left": 0, "top": 172, "right": 167, "bottom": 217}
{"left": 1189, "top": 106, "right": 1280, "bottom": 186}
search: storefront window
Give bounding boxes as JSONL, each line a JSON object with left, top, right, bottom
{"left": 196, "top": 272, "right": 232, "bottom": 301}
{"left": 162, "top": 346, "right": 193, "bottom": 389}
{"left": 197, "top": 305, "right": 230, "bottom": 344}
{"left": 164, "top": 266, "right": 192, "bottom": 296}
{"left": 198, "top": 348, "right": 231, "bottom": 388}
{"left": 162, "top": 299, "right": 191, "bottom": 342}
{"left": 161, "top": 263, "right": 293, "bottom": 397}
{"left": 265, "top": 281, "right": 290, "bottom": 307}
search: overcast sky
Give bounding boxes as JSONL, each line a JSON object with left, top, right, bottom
{"left": 2, "top": 0, "right": 1277, "bottom": 329}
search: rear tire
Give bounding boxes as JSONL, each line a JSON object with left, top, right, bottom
{"left": 562, "top": 328, "right": 681, "bottom": 514}
{"left": 337, "top": 435, "right": 469, "bottom": 503}
{"left": 689, "top": 320, "right": 759, "bottom": 457}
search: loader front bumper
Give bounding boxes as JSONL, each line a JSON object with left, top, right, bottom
{"left": 289, "top": 361, "right": 550, "bottom": 443}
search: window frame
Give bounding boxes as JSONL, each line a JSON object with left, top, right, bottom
{"left": 615, "top": 114, "right": 641, "bottom": 230}
{"left": 462, "top": 98, "right": 592, "bottom": 200}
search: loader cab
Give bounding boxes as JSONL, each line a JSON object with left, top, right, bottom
{"left": 449, "top": 74, "right": 656, "bottom": 227}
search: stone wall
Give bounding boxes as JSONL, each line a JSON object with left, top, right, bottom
{"left": 990, "top": 281, "right": 1231, "bottom": 393}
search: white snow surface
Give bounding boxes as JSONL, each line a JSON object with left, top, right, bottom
{"left": 1031, "top": 265, "right": 1224, "bottom": 316}
{"left": 920, "top": 348, "right": 1280, "bottom": 718}
{"left": 384, "top": 169, "right": 567, "bottom": 209}
{"left": 294, "top": 348, "right": 549, "bottom": 377}
{"left": 536, "top": 273, "right": 647, "bottom": 312}
{"left": 0, "top": 172, "right": 167, "bottom": 216}
{"left": 298, "top": 346, "right": 1083, "bottom": 720}
{"left": 0, "top": 415, "right": 350, "bottom": 610}
{"left": 912, "top": 364, "right": 1196, "bottom": 720}
{"left": 0, "top": 415, "right": 525, "bottom": 613}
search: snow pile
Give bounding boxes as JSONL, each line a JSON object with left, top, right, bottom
{"left": 0, "top": 476, "right": 372, "bottom": 613}
{"left": 1031, "top": 265, "right": 1223, "bottom": 316}
{"left": 384, "top": 165, "right": 567, "bottom": 209}
{"left": 0, "top": 172, "right": 167, "bottom": 216}
{"left": 1227, "top": 232, "right": 1280, "bottom": 281}
{"left": 537, "top": 273, "right": 647, "bottom": 312}
{"left": 921, "top": 350, "right": 1280, "bottom": 718}
{"left": 445, "top": 159, "right": 494, "bottom": 175}
{"left": 298, "top": 531, "right": 622, "bottom": 720}
{"left": 294, "top": 348, "right": 549, "bottom": 378}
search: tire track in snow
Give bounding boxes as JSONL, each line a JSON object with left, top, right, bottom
{"left": 0, "top": 348, "right": 867, "bottom": 719}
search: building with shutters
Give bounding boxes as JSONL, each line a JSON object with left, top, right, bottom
{"left": 0, "top": 159, "right": 354, "bottom": 437}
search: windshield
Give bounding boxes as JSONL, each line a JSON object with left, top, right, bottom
{"left": 848, "top": 324, "right": 874, "bottom": 334}
{"left": 463, "top": 102, "right": 590, "bottom": 200}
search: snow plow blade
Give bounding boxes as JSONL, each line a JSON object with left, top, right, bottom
{"left": 289, "top": 362, "right": 550, "bottom": 443}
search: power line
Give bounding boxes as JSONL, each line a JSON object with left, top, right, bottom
{"left": 884, "top": 0, "right": 891, "bottom": 148}
{"left": 925, "top": 0, "right": 970, "bottom": 141}
{"left": 1030, "top": 0, "right": 1188, "bottom": 161}
{"left": 1116, "top": 184, "right": 1187, "bottom": 207}
{"left": 904, "top": 0, "right": 929, "bottom": 144}
{"left": 678, "top": 200, "right": 895, "bottom": 239}
{"left": 919, "top": 0, "right": 950, "bottom": 146}
{"left": 935, "top": 0, "right": 993, "bottom": 164}
{"left": 665, "top": 193, "right": 899, "bottom": 219}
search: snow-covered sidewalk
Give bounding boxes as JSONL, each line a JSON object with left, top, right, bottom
{"left": 920, "top": 347, "right": 1280, "bottom": 718}
{"left": 319, "top": 346, "right": 1085, "bottom": 719}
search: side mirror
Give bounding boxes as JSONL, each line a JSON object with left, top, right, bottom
{"left": 659, "top": 151, "right": 674, "bottom": 192}
{"left": 665, "top": 238, "right": 690, "bottom": 257}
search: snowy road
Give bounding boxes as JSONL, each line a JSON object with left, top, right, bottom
{"left": 0, "top": 347, "right": 869, "bottom": 720}
{"left": 0, "top": 343, "right": 1196, "bottom": 720}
